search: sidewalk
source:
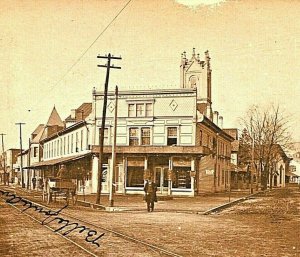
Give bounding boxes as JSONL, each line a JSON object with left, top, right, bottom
{"left": 3, "top": 184, "right": 255, "bottom": 213}
{"left": 78, "top": 190, "right": 255, "bottom": 213}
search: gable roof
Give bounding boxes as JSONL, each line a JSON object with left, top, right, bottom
{"left": 32, "top": 124, "right": 44, "bottom": 136}
{"left": 46, "top": 106, "right": 64, "bottom": 127}
{"left": 31, "top": 126, "right": 47, "bottom": 144}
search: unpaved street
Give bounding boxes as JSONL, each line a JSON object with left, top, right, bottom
{"left": 1, "top": 186, "right": 299, "bottom": 256}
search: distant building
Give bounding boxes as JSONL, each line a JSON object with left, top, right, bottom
{"left": 17, "top": 106, "right": 64, "bottom": 188}
{"left": 1, "top": 148, "right": 20, "bottom": 184}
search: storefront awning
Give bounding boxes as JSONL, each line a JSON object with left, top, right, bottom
{"left": 24, "top": 153, "right": 91, "bottom": 169}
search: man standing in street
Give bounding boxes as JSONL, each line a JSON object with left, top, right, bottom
{"left": 144, "top": 179, "right": 157, "bottom": 212}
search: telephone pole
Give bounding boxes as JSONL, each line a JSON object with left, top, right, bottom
{"left": 16, "top": 123, "right": 25, "bottom": 188}
{"left": 0, "top": 133, "right": 7, "bottom": 185}
{"left": 109, "top": 85, "right": 119, "bottom": 207}
{"left": 96, "top": 53, "right": 121, "bottom": 204}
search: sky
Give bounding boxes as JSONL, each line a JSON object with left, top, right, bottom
{"left": 0, "top": 0, "right": 299, "bottom": 150}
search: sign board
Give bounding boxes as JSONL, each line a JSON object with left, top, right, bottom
{"left": 205, "top": 169, "right": 214, "bottom": 175}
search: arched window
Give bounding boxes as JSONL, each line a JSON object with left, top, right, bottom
{"left": 189, "top": 75, "right": 197, "bottom": 89}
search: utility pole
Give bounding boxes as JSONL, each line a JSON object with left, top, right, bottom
{"left": 96, "top": 53, "right": 121, "bottom": 204}
{"left": 109, "top": 85, "right": 119, "bottom": 207}
{"left": 0, "top": 133, "right": 7, "bottom": 185}
{"left": 27, "top": 138, "right": 31, "bottom": 190}
{"left": 250, "top": 117, "right": 254, "bottom": 194}
{"left": 16, "top": 123, "right": 25, "bottom": 188}
{"left": 250, "top": 134, "right": 255, "bottom": 194}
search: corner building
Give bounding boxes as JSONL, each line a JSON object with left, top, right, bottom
{"left": 91, "top": 49, "right": 234, "bottom": 196}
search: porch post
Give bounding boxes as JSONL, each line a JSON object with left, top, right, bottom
{"left": 191, "top": 158, "right": 195, "bottom": 196}
{"left": 92, "top": 155, "right": 99, "bottom": 194}
{"left": 168, "top": 157, "right": 173, "bottom": 196}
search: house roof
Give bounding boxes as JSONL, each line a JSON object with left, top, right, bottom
{"left": 199, "top": 115, "right": 235, "bottom": 142}
{"left": 31, "top": 107, "right": 64, "bottom": 144}
{"left": 41, "top": 120, "right": 86, "bottom": 143}
{"left": 31, "top": 126, "right": 47, "bottom": 144}
{"left": 65, "top": 103, "right": 92, "bottom": 122}
{"left": 46, "top": 106, "right": 64, "bottom": 127}
{"left": 32, "top": 124, "right": 44, "bottom": 136}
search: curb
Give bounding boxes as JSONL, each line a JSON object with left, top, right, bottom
{"left": 201, "top": 191, "right": 261, "bottom": 215}
{"left": 76, "top": 200, "right": 106, "bottom": 210}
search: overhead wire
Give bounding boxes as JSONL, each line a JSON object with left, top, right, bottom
{"left": 31, "top": 0, "right": 133, "bottom": 110}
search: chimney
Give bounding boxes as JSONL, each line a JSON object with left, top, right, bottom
{"left": 219, "top": 116, "right": 223, "bottom": 129}
{"left": 213, "top": 111, "right": 219, "bottom": 126}
{"left": 71, "top": 109, "right": 76, "bottom": 119}
{"left": 206, "top": 105, "right": 212, "bottom": 120}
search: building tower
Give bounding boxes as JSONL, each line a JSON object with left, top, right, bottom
{"left": 180, "top": 48, "right": 212, "bottom": 119}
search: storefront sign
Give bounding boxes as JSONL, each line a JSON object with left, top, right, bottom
{"left": 127, "top": 158, "right": 144, "bottom": 167}
{"left": 205, "top": 169, "right": 214, "bottom": 175}
{"left": 173, "top": 157, "right": 191, "bottom": 167}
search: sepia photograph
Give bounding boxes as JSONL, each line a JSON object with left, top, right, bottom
{"left": 0, "top": 0, "right": 300, "bottom": 256}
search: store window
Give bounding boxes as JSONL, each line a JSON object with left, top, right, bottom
{"left": 129, "top": 128, "right": 139, "bottom": 146}
{"left": 126, "top": 166, "right": 144, "bottom": 187}
{"left": 141, "top": 128, "right": 150, "bottom": 145}
{"left": 172, "top": 167, "right": 191, "bottom": 189}
{"left": 167, "top": 127, "right": 177, "bottom": 145}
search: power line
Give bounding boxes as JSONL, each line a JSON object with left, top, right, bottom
{"left": 31, "top": 0, "right": 132, "bottom": 108}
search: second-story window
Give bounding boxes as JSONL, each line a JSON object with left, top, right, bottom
{"left": 63, "top": 137, "right": 66, "bottom": 155}
{"left": 129, "top": 128, "right": 139, "bottom": 146}
{"left": 71, "top": 134, "right": 74, "bottom": 153}
{"left": 75, "top": 132, "right": 79, "bottom": 152}
{"left": 33, "top": 147, "right": 38, "bottom": 158}
{"left": 80, "top": 130, "right": 83, "bottom": 151}
{"left": 167, "top": 127, "right": 177, "bottom": 145}
{"left": 136, "top": 104, "right": 144, "bottom": 117}
{"left": 145, "top": 103, "right": 152, "bottom": 116}
{"left": 57, "top": 140, "right": 59, "bottom": 157}
{"left": 60, "top": 139, "right": 63, "bottom": 155}
{"left": 128, "top": 104, "right": 135, "bottom": 117}
{"left": 128, "top": 103, "right": 153, "bottom": 117}
{"left": 199, "top": 130, "right": 203, "bottom": 146}
{"left": 99, "top": 128, "right": 109, "bottom": 145}
{"left": 141, "top": 128, "right": 150, "bottom": 145}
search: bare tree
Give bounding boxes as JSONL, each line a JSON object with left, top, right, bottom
{"left": 240, "top": 104, "right": 292, "bottom": 190}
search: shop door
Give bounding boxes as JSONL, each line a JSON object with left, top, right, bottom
{"left": 116, "top": 164, "right": 124, "bottom": 194}
{"left": 155, "top": 167, "right": 169, "bottom": 194}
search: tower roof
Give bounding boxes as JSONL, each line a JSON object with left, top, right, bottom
{"left": 46, "top": 106, "right": 64, "bottom": 127}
